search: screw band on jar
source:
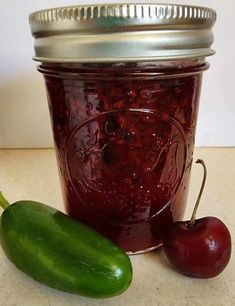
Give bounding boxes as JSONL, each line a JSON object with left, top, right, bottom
{"left": 29, "top": 3, "right": 216, "bottom": 63}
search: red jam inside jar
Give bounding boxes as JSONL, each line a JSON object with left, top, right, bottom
{"left": 39, "top": 61, "right": 208, "bottom": 253}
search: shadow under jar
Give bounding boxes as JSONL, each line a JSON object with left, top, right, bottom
{"left": 29, "top": 3, "right": 216, "bottom": 254}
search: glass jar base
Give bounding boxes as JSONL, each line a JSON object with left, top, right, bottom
{"left": 127, "top": 242, "right": 163, "bottom": 255}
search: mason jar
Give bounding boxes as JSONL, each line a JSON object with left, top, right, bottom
{"left": 29, "top": 3, "right": 216, "bottom": 254}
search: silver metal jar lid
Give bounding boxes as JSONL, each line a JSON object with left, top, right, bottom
{"left": 29, "top": 3, "right": 216, "bottom": 63}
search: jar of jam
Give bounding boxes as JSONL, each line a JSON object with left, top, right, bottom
{"left": 29, "top": 3, "right": 216, "bottom": 254}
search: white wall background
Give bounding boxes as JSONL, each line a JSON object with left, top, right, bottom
{"left": 0, "top": 0, "right": 234, "bottom": 148}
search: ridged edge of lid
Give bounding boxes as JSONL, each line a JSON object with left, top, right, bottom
{"left": 29, "top": 3, "right": 216, "bottom": 26}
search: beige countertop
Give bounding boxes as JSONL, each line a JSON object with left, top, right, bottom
{"left": 0, "top": 148, "right": 234, "bottom": 306}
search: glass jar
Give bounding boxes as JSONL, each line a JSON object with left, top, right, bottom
{"left": 29, "top": 3, "right": 216, "bottom": 254}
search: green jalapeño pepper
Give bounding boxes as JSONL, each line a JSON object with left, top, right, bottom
{"left": 0, "top": 192, "right": 132, "bottom": 298}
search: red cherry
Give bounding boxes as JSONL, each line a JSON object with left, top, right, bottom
{"left": 163, "top": 216, "right": 231, "bottom": 278}
{"left": 163, "top": 159, "right": 232, "bottom": 278}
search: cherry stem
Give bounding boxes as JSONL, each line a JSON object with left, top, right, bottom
{"left": 189, "top": 159, "right": 207, "bottom": 227}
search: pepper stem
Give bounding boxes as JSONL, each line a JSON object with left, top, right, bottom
{"left": 0, "top": 191, "right": 10, "bottom": 210}
{"left": 189, "top": 159, "right": 207, "bottom": 227}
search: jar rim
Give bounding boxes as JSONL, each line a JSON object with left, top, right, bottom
{"left": 38, "top": 60, "right": 209, "bottom": 80}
